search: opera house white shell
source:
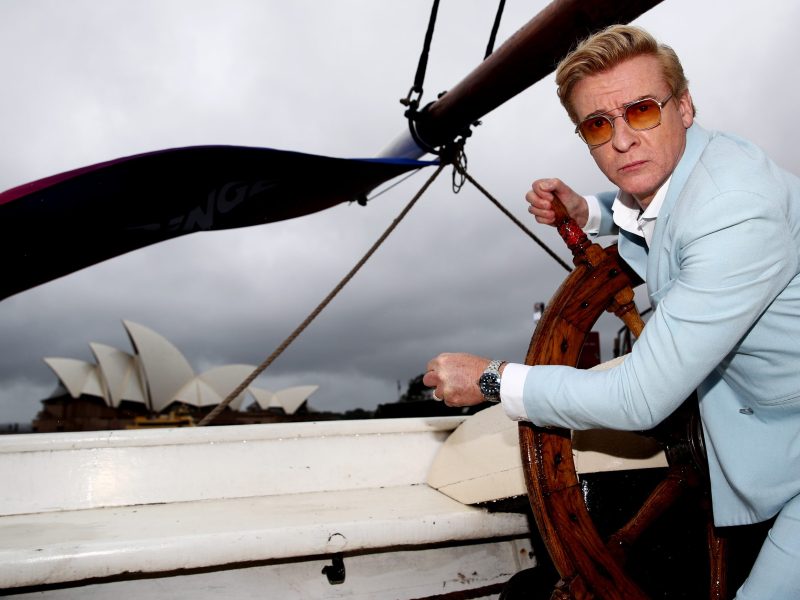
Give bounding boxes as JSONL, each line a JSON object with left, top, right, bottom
{"left": 43, "top": 320, "right": 317, "bottom": 415}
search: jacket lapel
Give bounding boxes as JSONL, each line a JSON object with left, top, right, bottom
{"left": 645, "top": 124, "right": 710, "bottom": 299}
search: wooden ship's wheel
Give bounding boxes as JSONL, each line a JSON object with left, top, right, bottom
{"left": 518, "top": 200, "right": 728, "bottom": 600}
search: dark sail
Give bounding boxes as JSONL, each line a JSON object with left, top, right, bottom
{"left": 0, "top": 146, "right": 432, "bottom": 300}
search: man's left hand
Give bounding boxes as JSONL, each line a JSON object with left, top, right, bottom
{"left": 423, "top": 353, "right": 491, "bottom": 407}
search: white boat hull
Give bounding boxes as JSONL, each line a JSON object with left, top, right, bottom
{"left": 0, "top": 418, "right": 534, "bottom": 598}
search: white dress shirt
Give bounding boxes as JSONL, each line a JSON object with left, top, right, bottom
{"left": 500, "top": 178, "right": 671, "bottom": 421}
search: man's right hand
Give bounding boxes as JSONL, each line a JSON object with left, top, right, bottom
{"left": 526, "top": 178, "right": 588, "bottom": 228}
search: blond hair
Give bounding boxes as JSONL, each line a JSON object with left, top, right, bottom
{"left": 555, "top": 25, "right": 694, "bottom": 123}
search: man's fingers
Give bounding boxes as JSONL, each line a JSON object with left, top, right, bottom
{"left": 535, "top": 177, "right": 566, "bottom": 195}
{"left": 422, "top": 369, "right": 438, "bottom": 388}
{"left": 536, "top": 178, "right": 556, "bottom": 193}
{"left": 526, "top": 191, "right": 556, "bottom": 224}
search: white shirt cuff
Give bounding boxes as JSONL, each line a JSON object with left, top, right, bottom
{"left": 583, "top": 194, "right": 601, "bottom": 235}
{"left": 500, "top": 362, "right": 532, "bottom": 421}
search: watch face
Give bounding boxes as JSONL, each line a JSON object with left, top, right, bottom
{"left": 479, "top": 373, "right": 500, "bottom": 396}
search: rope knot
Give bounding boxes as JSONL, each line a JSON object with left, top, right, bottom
{"left": 440, "top": 141, "right": 468, "bottom": 193}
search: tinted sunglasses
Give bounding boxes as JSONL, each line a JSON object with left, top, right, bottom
{"left": 576, "top": 92, "right": 674, "bottom": 148}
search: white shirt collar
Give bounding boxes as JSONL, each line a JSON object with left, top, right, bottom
{"left": 611, "top": 176, "right": 671, "bottom": 246}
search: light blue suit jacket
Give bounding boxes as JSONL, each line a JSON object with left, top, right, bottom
{"left": 523, "top": 124, "right": 800, "bottom": 526}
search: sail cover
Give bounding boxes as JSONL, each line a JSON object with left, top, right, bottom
{"left": 0, "top": 146, "right": 435, "bottom": 300}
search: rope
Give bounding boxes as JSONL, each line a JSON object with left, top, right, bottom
{"left": 401, "top": 0, "right": 441, "bottom": 110}
{"left": 451, "top": 146, "right": 467, "bottom": 193}
{"left": 453, "top": 162, "right": 573, "bottom": 273}
{"left": 197, "top": 164, "right": 446, "bottom": 426}
{"left": 484, "top": 0, "right": 506, "bottom": 59}
{"left": 359, "top": 167, "right": 425, "bottom": 204}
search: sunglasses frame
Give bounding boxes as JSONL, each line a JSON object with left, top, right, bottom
{"left": 576, "top": 92, "right": 674, "bottom": 148}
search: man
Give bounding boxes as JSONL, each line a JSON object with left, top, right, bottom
{"left": 423, "top": 25, "right": 800, "bottom": 599}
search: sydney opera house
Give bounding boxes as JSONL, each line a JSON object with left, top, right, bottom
{"left": 34, "top": 320, "right": 318, "bottom": 432}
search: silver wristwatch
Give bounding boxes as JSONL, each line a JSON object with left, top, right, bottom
{"left": 478, "top": 359, "right": 505, "bottom": 403}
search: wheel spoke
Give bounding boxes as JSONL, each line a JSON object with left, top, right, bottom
{"left": 606, "top": 464, "right": 697, "bottom": 563}
{"left": 707, "top": 516, "right": 729, "bottom": 600}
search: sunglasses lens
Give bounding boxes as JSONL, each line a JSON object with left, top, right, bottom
{"left": 625, "top": 98, "right": 662, "bottom": 130}
{"left": 578, "top": 116, "right": 613, "bottom": 146}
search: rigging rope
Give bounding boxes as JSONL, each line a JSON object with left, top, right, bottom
{"left": 401, "top": 0, "right": 441, "bottom": 111}
{"left": 451, "top": 145, "right": 467, "bottom": 193}
{"left": 453, "top": 161, "right": 573, "bottom": 273}
{"left": 483, "top": 0, "right": 506, "bottom": 59}
{"left": 359, "top": 167, "right": 425, "bottom": 205}
{"left": 197, "top": 163, "right": 446, "bottom": 426}
{"left": 402, "top": 0, "right": 507, "bottom": 154}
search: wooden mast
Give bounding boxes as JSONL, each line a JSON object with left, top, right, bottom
{"left": 411, "top": 0, "right": 664, "bottom": 151}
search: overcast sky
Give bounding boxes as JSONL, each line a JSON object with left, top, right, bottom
{"left": 1, "top": 0, "right": 799, "bottom": 425}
